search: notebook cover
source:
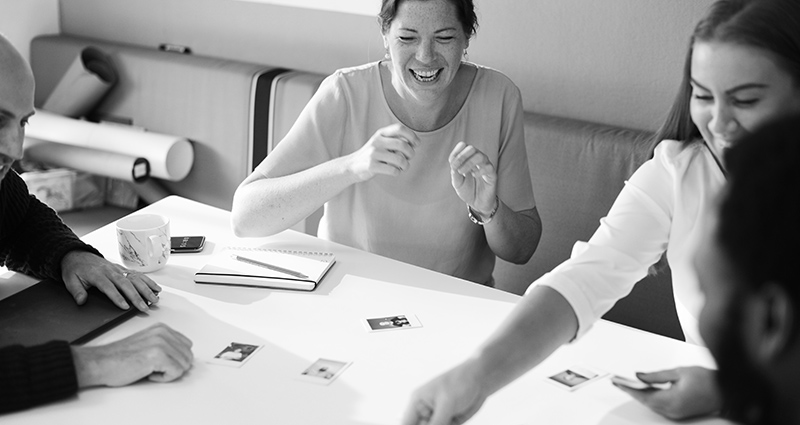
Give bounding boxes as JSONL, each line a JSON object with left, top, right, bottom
{"left": 0, "top": 279, "right": 138, "bottom": 347}
{"left": 194, "top": 249, "right": 335, "bottom": 292}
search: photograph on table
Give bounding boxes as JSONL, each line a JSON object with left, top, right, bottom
{"left": 362, "top": 314, "right": 422, "bottom": 332}
{"left": 208, "top": 342, "right": 263, "bottom": 367}
{"left": 547, "top": 365, "right": 607, "bottom": 392}
{"left": 298, "top": 358, "right": 352, "bottom": 385}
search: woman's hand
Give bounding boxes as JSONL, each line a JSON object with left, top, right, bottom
{"left": 613, "top": 366, "right": 722, "bottom": 420}
{"left": 347, "top": 123, "right": 420, "bottom": 181}
{"left": 402, "top": 360, "right": 489, "bottom": 425}
{"left": 449, "top": 141, "right": 498, "bottom": 216}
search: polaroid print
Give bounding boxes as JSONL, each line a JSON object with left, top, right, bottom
{"left": 362, "top": 314, "right": 422, "bottom": 332}
{"left": 547, "top": 365, "right": 607, "bottom": 392}
{"left": 297, "top": 358, "right": 352, "bottom": 385}
{"left": 207, "top": 342, "right": 263, "bottom": 368}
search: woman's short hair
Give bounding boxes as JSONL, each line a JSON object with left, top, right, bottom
{"left": 378, "top": 0, "right": 478, "bottom": 38}
{"left": 652, "top": 0, "right": 800, "bottom": 149}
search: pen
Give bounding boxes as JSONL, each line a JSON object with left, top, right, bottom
{"left": 231, "top": 254, "right": 309, "bottom": 279}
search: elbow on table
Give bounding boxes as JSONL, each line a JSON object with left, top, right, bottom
{"left": 230, "top": 210, "right": 278, "bottom": 238}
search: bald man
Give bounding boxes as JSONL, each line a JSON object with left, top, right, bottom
{"left": 0, "top": 34, "right": 193, "bottom": 413}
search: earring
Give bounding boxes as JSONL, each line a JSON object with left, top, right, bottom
{"left": 463, "top": 49, "right": 469, "bottom": 61}
{"left": 385, "top": 47, "right": 391, "bottom": 60}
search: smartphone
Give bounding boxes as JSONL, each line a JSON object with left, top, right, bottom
{"left": 171, "top": 236, "right": 206, "bottom": 253}
{"left": 611, "top": 375, "right": 670, "bottom": 391}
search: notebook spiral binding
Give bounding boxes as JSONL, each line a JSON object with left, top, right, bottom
{"left": 222, "top": 246, "right": 334, "bottom": 257}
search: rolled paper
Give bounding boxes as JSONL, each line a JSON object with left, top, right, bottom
{"left": 24, "top": 138, "right": 150, "bottom": 183}
{"left": 26, "top": 110, "right": 194, "bottom": 181}
{"left": 42, "top": 47, "right": 117, "bottom": 118}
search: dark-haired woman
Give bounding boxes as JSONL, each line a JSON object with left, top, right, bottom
{"left": 231, "top": 0, "right": 542, "bottom": 286}
{"left": 403, "top": 0, "right": 800, "bottom": 422}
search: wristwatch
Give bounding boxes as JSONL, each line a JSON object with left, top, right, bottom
{"left": 468, "top": 196, "right": 499, "bottom": 225}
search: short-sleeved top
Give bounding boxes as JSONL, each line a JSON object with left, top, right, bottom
{"left": 532, "top": 140, "right": 726, "bottom": 344}
{"left": 255, "top": 61, "right": 535, "bottom": 285}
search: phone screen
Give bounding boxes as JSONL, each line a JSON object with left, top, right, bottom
{"left": 171, "top": 236, "right": 206, "bottom": 253}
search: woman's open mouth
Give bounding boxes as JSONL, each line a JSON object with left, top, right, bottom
{"left": 410, "top": 68, "right": 442, "bottom": 83}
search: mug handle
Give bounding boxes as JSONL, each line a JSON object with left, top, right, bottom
{"left": 148, "top": 235, "right": 163, "bottom": 261}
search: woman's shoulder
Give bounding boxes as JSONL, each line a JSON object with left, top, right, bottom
{"left": 464, "top": 63, "right": 522, "bottom": 108}
{"left": 652, "top": 139, "right": 714, "bottom": 173}
{"left": 315, "top": 62, "right": 381, "bottom": 101}
{"left": 470, "top": 63, "right": 519, "bottom": 90}
{"left": 330, "top": 62, "right": 381, "bottom": 83}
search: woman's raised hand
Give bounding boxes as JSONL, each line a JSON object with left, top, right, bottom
{"left": 347, "top": 123, "right": 420, "bottom": 181}
{"left": 449, "top": 141, "right": 498, "bottom": 215}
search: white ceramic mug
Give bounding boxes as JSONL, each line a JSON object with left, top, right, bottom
{"left": 116, "top": 214, "right": 170, "bottom": 273}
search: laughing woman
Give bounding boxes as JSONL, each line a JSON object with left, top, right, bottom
{"left": 231, "top": 0, "right": 541, "bottom": 286}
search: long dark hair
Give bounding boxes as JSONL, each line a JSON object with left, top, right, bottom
{"left": 377, "top": 0, "right": 479, "bottom": 38}
{"left": 650, "top": 0, "right": 800, "bottom": 152}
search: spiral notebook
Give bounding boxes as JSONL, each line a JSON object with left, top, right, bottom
{"left": 193, "top": 247, "right": 336, "bottom": 291}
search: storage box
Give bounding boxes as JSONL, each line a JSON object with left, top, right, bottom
{"left": 21, "top": 168, "right": 107, "bottom": 212}
{"left": 21, "top": 168, "right": 75, "bottom": 212}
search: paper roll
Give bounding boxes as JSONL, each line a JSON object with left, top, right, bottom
{"left": 26, "top": 110, "right": 193, "bottom": 181}
{"left": 42, "top": 47, "right": 117, "bottom": 118}
{"left": 24, "top": 138, "right": 150, "bottom": 182}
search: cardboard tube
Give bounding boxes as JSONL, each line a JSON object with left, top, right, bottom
{"left": 24, "top": 138, "right": 150, "bottom": 182}
{"left": 42, "top": 47, "right": 117, "bottom": 118}
{"left": 26, "top": 110, "right": 193, "bottom": 181}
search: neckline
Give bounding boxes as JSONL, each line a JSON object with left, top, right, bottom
{"left": 702, "top": 141, "right": 728, "bottom": 179}
{"left": 377, "top": 61, "right": 478, "bottom": 134}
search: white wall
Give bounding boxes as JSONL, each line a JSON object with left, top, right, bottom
{"left": 58, "top": 0, "right": 715, "bottom": 131}
{"left": 0, "top": 0, "right": 60, "bottom": 62}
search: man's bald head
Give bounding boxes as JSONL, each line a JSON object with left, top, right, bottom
{"left": 0, "top": 33, "right": 36, "bottom": 181}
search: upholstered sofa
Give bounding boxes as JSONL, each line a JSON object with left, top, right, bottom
{"left": 494, "top": 113, "right": 684, "bottom": 340}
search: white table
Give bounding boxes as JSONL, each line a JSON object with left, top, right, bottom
{"left": 1, "top": 196, "right": 732, "bottom": 424}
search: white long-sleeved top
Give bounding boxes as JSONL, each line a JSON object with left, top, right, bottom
{"left": 531, "top": 139, "right": 726, "bottom": 344}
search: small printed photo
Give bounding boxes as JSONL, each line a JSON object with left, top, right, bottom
{"left": 363, "top": 314, "right": 422, "bottom": 332}
{"left": 550, "top": 369, "right": 592, "bottom": 387}
{"left": 208, "top": 342, "right": 263, "bottom": 367}
{"left": 298, "top": 358, "right": 351, "bottom": 385}
{"left": 547, "top": 366, "right": 606, "bottom": 392}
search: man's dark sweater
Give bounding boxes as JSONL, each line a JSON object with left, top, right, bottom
{"left": 0, "top": 170, "right": 101, "bottom": 414}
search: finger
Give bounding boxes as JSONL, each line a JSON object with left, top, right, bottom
{"left": 637, "top": 369, "right": 680, "bottom": 384}
{"left": 613, "top": 382, "right": 662, "bottom": 404}
{"left": 127, "top": 273, "right": 161, "bottom": 305}
{"left": 86, "top": 276, "right": 132, "bottom": 310}
{"left": 62, "top": 275, "right": 90, "bottom": 305}
{"left": 383, "top": 124, "right": 421, "bottom": 149}
{"left": 401, "top": 402, "right": 433, "bottom": 425}
{"left": 450, "top": 167, "right": 466, "bottom": 186}
{"left": 379, "top": 137, "right": 417, "bottom": 162}
{"left": 428, "top": 396, "right": 459, "bottom": 425}
{"left": 146, "top": 359, "right": 189, "bottom": 383}
{"left": 448, "top": 141, "right": 468, "bottom": 163}
{"left": 457, "top": 154, "right": 484, "bottom": 177}
{"left": 136, "top": 272, "right": 162, "bottom": 294}
{"left": 449, "top": 144, "right": 476, "bottom": 171}
{"left": 146, "top": 325, "right": 195, "bottom": 368}
{"left": 375, "top": 150, "right": 410, "bottom": 172}
{"left": 107, "top": 274, "right": 150, "bottom": 312}
{"left": 160, "top": 325, "right": 194, "bottom": 350}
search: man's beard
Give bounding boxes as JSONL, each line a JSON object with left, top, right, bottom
{"left": 712, "top": 300, "right": 774, "bottom": 425}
